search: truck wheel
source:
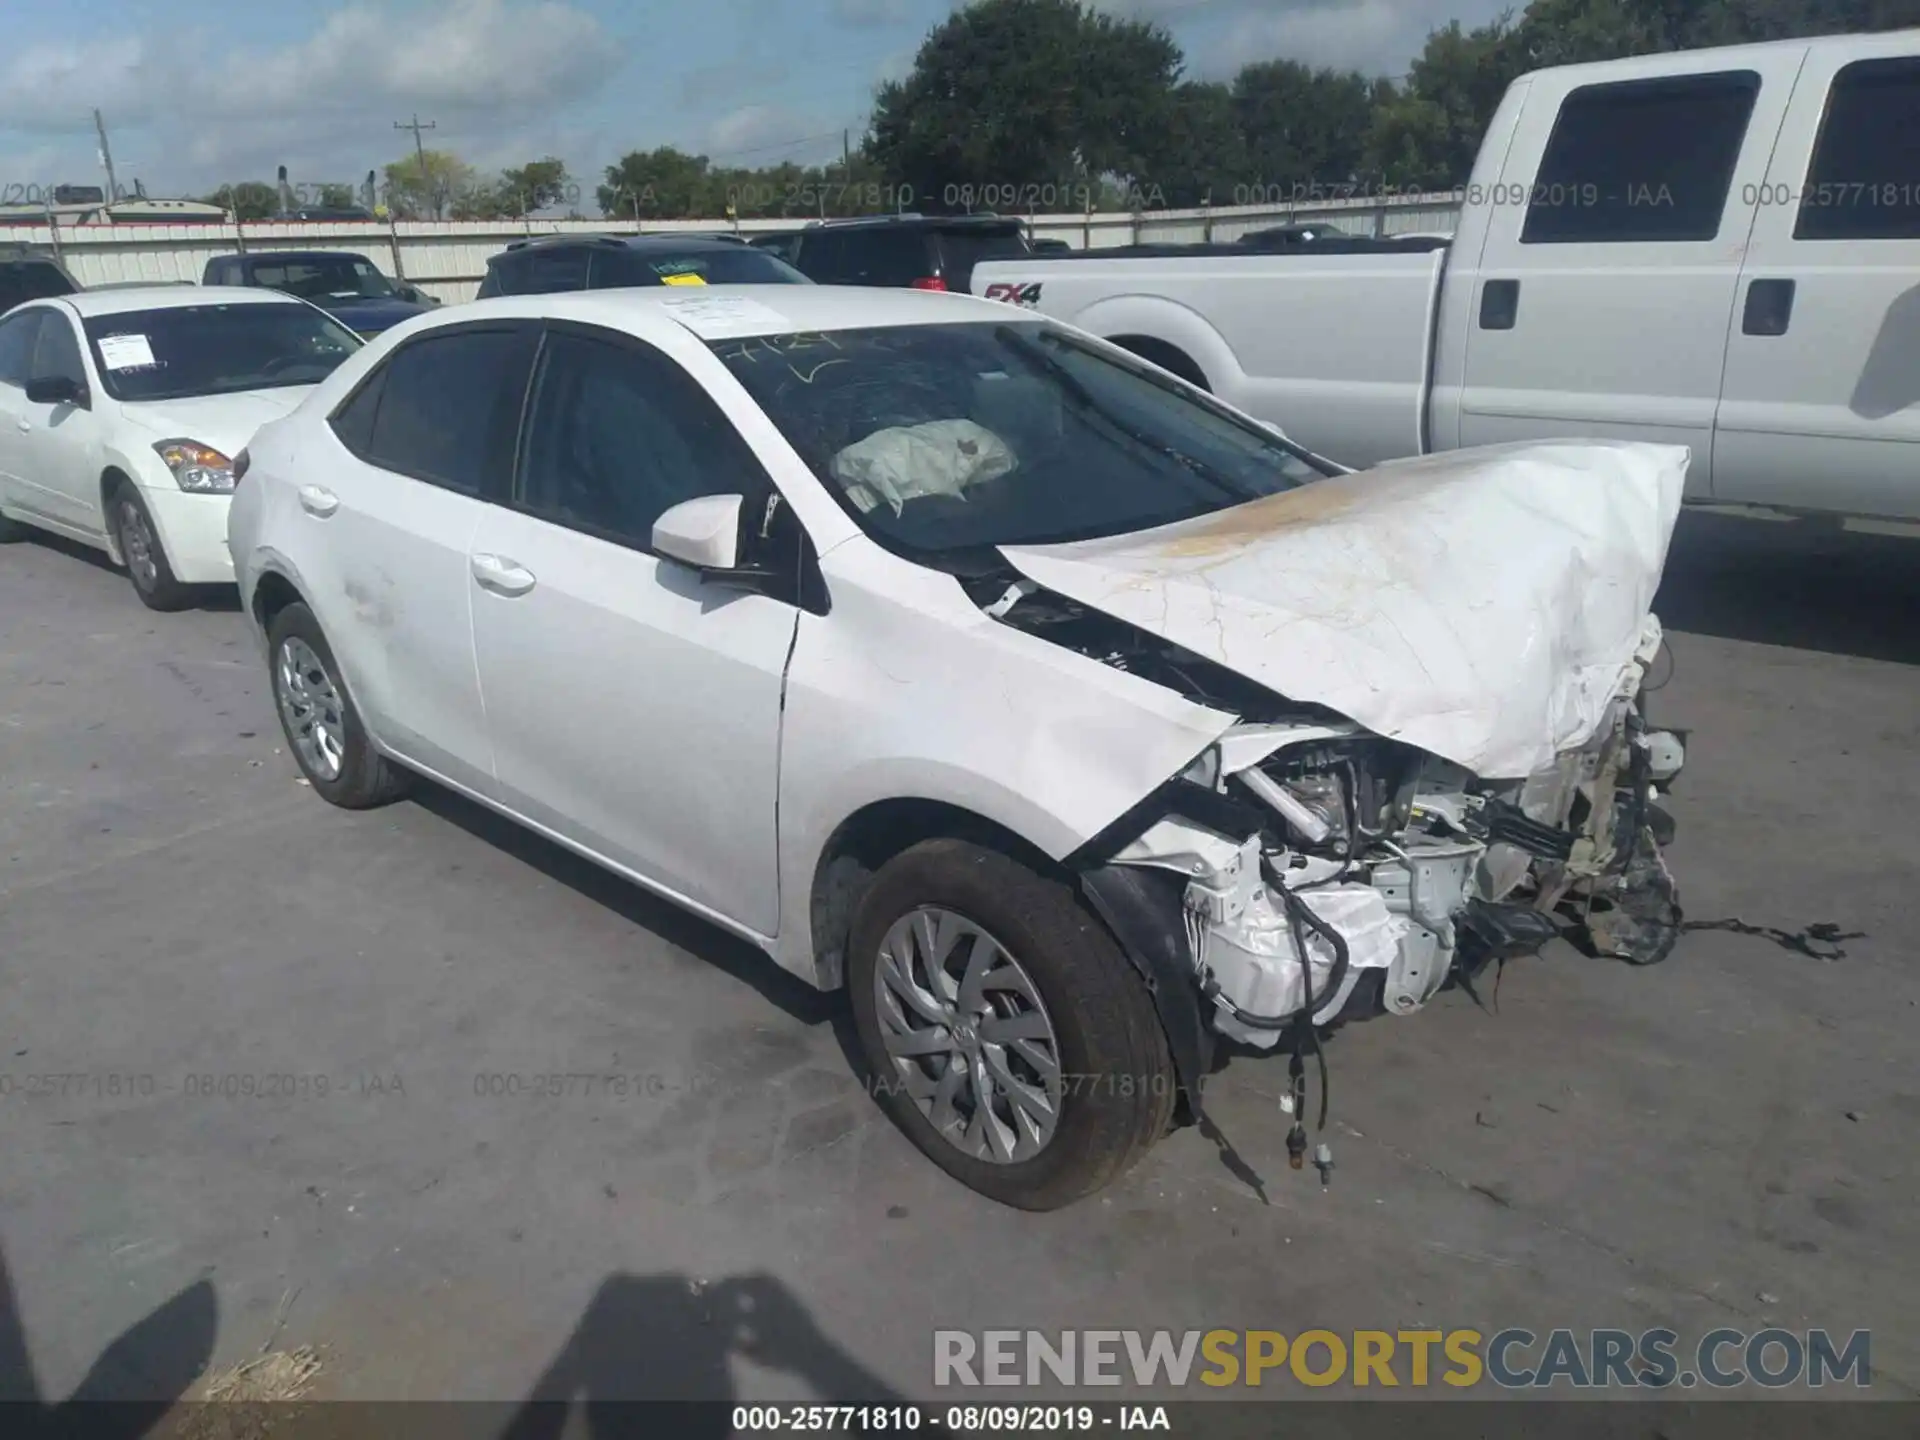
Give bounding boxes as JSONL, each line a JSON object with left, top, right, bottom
{"left": 266, "top": 601, "right": 411, "bottom": 809}
{"left": 1110, "top": 336, "right": 1209, "bottom": 392}
{"left": 847, "top": 838, "right": 1175, "bottom": 1210}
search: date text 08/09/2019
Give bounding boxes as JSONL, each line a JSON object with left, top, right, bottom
{"left": 732, "top": 1406, "right": 1168, "bottom": 1431}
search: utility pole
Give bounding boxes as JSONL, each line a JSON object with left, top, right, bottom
{"left": 394, "top": 113, "right": 438, "bottom": 218}
{"left": 93, "top": 109, "right": 121, "bottom": 204}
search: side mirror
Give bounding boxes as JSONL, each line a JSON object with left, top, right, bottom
{"left": 653, "top": 494, "right": 743, "bottom": 572}
{"left": 26, "top": 375, "right": 85, "bottom": 407}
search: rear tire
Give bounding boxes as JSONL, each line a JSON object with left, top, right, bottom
{"left": 110, "top": 482, "right": 192, "bottom": 612}
{"left": 266, "top": 601, "right": 411, "bottom": 809}
{"left": 848, "top": 839, "right": 1175, "bottom": 1210}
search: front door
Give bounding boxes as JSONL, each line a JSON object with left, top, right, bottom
{"left": 468, "top": 323, "right": 795, "bottom": 935}
{"left": 20, "top": 308, "right": 107, "bottom": 534}
{"left": 1714, "top": 40, "right": 1920, "bottom": 520}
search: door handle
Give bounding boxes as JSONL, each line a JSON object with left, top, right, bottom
{"left": 297, "top": 484, "right": 340, "bottom": 517}
{"left": 1479, "top": 279, "right": 1520, "bottom": 330}
{"left": 14, "top": 419, "right": 29, "bottom": 433}
{"left": 471, "top": 553, "right": 537, "bottom": 596}
{"left": 1742, "top": 278, "right": 1795, "bottom": 336}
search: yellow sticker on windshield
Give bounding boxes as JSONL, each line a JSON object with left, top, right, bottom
{"left": 660, "top": 272, "right": 707, "bottom": 286}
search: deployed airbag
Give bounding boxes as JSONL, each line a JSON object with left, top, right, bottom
{"left": 830, "top": 419, "right": 1016, "bottom": 516}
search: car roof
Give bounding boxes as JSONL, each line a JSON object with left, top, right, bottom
{"left": 421, "top": 284, "right": 1033, "bottom": 340}
{"left": 57, "top": 285, "right": 316, "bottom": 318}
{"left": 806, "top": 213, "right": 1025, "bottom": 231}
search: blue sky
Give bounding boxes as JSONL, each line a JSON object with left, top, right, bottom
{"left": 0, "top": 0, "right": 1506, "bottom": 203}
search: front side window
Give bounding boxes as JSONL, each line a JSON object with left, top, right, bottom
{"left": 517, "top": 330, "right": 767, "bottom": 547}
{"left": 713, "top": 320, "right": 1332, "bottom": 558}
{"left": 83, "top": 303, "right": 362, "bottom": 402}
{"left": 1522, "top": 71, "right": 1760, "bottom": 244}
{"left": 30, "top": 311, "right": 86, "bottom": 385}
{"left": 1796, "top": 57, "right": 1920, "bottom": 241}
{"left": 0, "top": 309, "right": 43, "bottom": 387}
{"left": 360, "top": 327, "right": 535, "bottom": 495}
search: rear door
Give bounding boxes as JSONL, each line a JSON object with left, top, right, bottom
{"left": 1714, "top": 39, "right": 1920, "bottom": 519}
{"left": 301, "top": 321, "right": 538, "bottom": 794}
{"left": 1458, "top": 51, "right": 1803, "bottom": 496}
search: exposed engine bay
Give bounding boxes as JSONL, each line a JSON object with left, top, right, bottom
{"left": 970, "top": 575, "right": 1689, "bottom": 1044}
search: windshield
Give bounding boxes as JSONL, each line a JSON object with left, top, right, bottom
{"left": 712, "top": 320, "right": 1331, "bottom": 555}
{"left": 598, "top": 246, "right": 810, "bottom": 288}
{"left": 252, "top": 256, "right": 397, "bottom": 302}
{"left": 83, "top": 303, "right": 362, "bottom": 402}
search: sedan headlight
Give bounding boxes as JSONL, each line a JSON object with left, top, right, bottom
{"left": 153, "top": 439, "right": 235, "bottom": 493}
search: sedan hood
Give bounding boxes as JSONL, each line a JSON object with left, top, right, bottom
{"left": 115, "top": 387, "right": 315, "bottom": 460}
{"left": 999, "top": 440, "right": 1687, "bottom": 779}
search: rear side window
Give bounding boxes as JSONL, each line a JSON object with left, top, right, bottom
{"left": 1795, "top": 57, "right": 1920, "bottom": 241}
{"left": 360, "top": 327, "right": 535, "bottom": 495}
{"left": 933, "top": 227, "right": 1030, "bottom": 291}
{"left": 1521, "top": 71, "right": 1761, "bottom": 244}
{"left": 790, "top": 230, "right": 849, "bottom": 282}
{"left": 849, "top": 229, "right": 933, "bottom": 286}
{"left": 329, "top": 367, "right": 387, "bottom": 455}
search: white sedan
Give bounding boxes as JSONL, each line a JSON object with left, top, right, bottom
{"left": 0, "top": 285, "right": 362, "bottom": 609}
{"left": 228, "top": 285, "right": 1689, "bottom": 1209}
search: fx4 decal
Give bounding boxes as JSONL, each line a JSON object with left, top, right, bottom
{"left": 983, "top": 281, "right": 1043, "bottom": 307}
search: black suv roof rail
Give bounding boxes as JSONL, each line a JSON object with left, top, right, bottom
{"left": 804, "top": 211, "right": 1022, "bottom": 229}
{"left": 501, "top": 232, "right": 631, "bottom": 253}
{"left": 500, "top": 229, "right": 751, "bottom": 254}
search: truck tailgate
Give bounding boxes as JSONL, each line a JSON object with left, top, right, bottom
{"left": 973, "top": 248, "right": 1446, "bottom": 468}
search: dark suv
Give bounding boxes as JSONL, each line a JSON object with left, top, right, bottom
{"left": 772, "top": 214, "right": 1032, "bottom": 291}
{"left": 0, "top": 245, "right": 81, "bottom": 315}
{"left": 476, "top": 233, "right": 811, "bottom": 297}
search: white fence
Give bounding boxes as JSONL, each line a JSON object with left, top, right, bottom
{"left": 15, "top": 192, "right": 1465, "bottom": 305}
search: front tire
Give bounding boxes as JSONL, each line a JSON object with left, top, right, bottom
{"left": 111, "top": 482, "right": 192, "bottom": 611}
{"left": 266, "top": 601, "right": 411, "bottom": 809}
{"left": 848, "top": 839, "right": 1175, "bottom": 1210}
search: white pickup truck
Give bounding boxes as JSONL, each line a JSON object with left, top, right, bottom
{"left": 973, "top": 29, "right": 1920, "bottom": 521}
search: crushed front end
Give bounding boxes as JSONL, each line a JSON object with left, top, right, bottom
{"left": 1095, "top": 623, "right": 1686, "bottom": 1055}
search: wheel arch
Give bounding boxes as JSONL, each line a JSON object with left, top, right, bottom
{"left": 1105, "top": 334, "right": 1210, "bottom": 391}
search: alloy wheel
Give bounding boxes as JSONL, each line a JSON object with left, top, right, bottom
{"left": 274, "top": 637, "right": 347, "bottom": 781}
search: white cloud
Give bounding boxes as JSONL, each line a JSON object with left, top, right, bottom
{"left": 699, "top": 105, "right": 846, "bottom": 166}
{"left": 0, "top": 0, "right": 621, "bottom": 190}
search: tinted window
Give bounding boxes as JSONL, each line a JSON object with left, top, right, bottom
{"left": 590, "top": 246, "right": 810, "bottom": 289}
{"left": 846, "top": 229, "right": 932, "bottom": 286}
{"left": 1796, "top": 58, "right": 1920, "bottom": 241}
{"left": 328, "top": 366, "right": 387, "bottom": 457}
{"left": 488, "top": 246, "right": 592, "bottom": 296}
{"left": 518, "top": 330, "right": 766, "bottom": 547}
{"left": 250, "top": 255, "right": 396, "bottom": 301}
{"left": 751, "top": 233, "right": 802, "bottom": 263}
{"left": 364, "top": 327, "right": 534, "bottom": 494}
{"left": 0, "top": 259, "right": 77, "bottom": 313}
{"left": 0, "top": 309, "right": 42, "bottom": 386}
{"left": 1522, "top": 71, "right": 1760, "bottom": 244}
{"left": 30, "top": 312, "right": 86, "bottom": 384}
{"left": 712, "top": 321, "right": 1331, "bottom": 555}
{"left": 83, "top": 303, "right": 362, "bottom": 402}
{"left": 792, "top": 230, "right": 851, "bottom": 282}
{"left": 932, "top": 226, "right": 1030, "bottom": 290}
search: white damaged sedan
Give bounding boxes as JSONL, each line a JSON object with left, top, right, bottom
{"left": 227, "top": 286, "right": 1689, "bottom": 1209}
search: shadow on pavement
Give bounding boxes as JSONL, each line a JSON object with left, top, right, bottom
{"left": 0, "top": 1238, "right": 217, "bottom": 1432}
{"left": 1655, "top": 510, "right": 1920, "bottom": 665}
{"left": 17, "top": 531, "right": 242, "bottom": 613}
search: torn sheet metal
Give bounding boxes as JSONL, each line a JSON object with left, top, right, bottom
{"left": 1000, "top": 440, "right": 1687, "bottom": 778}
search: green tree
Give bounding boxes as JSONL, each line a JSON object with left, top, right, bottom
{"left": 202, "top": 181, "right": 279, "bottom": 221}
{"left": 1364, "top": 17, "right": 1520, "bottom": 190}
{"left": 1139, "top": 82, "right": 1246, "bottom": 209}
{"left": 598, "top": 146, "right": 716, "bottom": 219}
{"left": 497, "top": 158, "right": 572, "bottom": 216}
{"left": 383, "top": 149, "right": 484, "bottom": 220}
{"left": 865, "top": 0, "right": 1182, "bottom": 210}
{"left": 1231, "top": 60, "right": 1378, "bottom": 197}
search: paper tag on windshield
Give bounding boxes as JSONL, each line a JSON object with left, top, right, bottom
{"left": 660, "top": 272, "right": 707, "bottom": 287}
{"left": 658, "top": 292, "right": 790, "bottom": 338}
{"left": 98, "top": 334, "right": 157, "bottom": 370}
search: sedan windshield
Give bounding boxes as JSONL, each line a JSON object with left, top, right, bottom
{"left": 253, "top": 256, "right": 397, "bottom": 301}
{"left": 83, "top": 303, "right": 362, "bottom": 402}
{"left": 712, "top": 320, "right": 1332, "bottom": 553}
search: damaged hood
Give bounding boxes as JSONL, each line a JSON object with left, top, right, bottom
{"left": 999, "top": 440, "right": 1687, "bottom": 779}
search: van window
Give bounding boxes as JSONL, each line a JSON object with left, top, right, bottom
{"left": 1521, "top": 71, "right": 1761, "bottom": 244}
{"left": 1795, "top": 57, "right": 1920, "bottom": 241}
